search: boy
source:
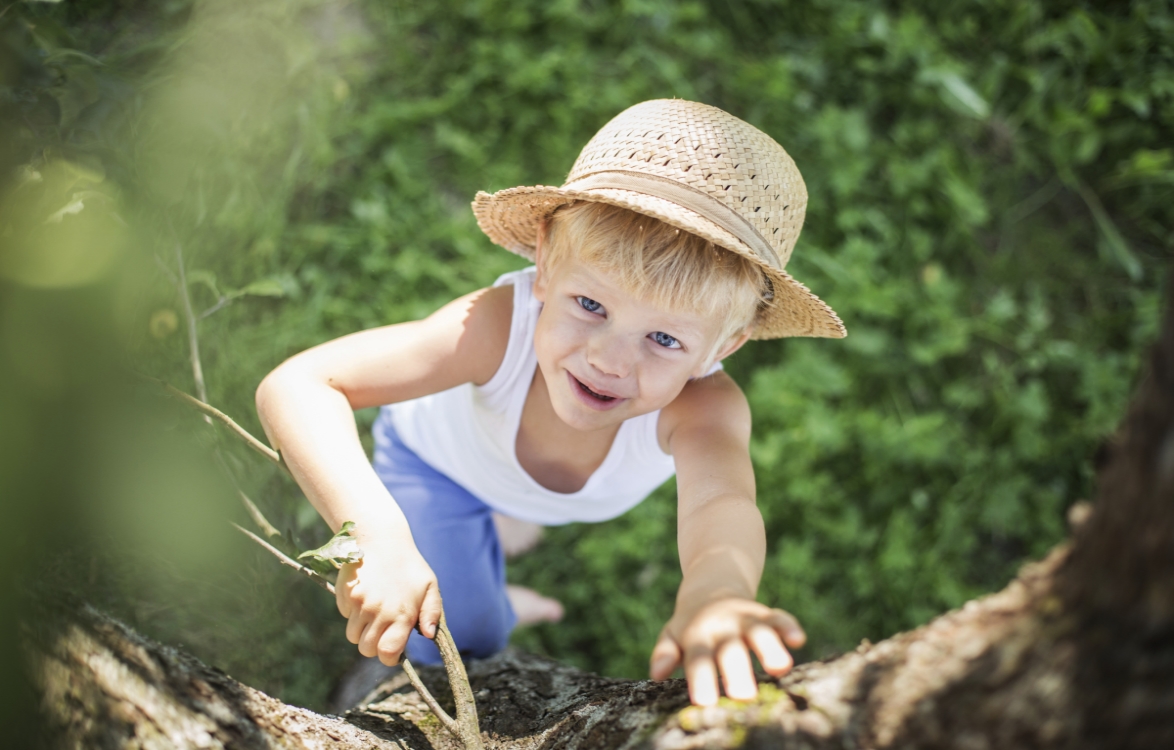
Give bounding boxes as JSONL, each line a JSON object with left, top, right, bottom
{"left": 255, "top": 99, "right": 845, "bottom": 707}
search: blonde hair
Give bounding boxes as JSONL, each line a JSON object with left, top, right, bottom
{"left": 542, "top": 201, "right": 766, "bottom": 346}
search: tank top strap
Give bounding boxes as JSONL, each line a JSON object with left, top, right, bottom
{"left": 476, "top": 267, "right": 541, "bottom": 413}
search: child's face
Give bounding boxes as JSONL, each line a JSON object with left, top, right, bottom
{"left": 532, "top": 254, "right": 746, "bottom": 433}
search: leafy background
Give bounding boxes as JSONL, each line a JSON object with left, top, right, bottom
{"left": 2, "top": 0, "right": 1170, "bottom": 716}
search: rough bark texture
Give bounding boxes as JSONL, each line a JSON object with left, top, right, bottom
{"left": 23, "top": 296, "right": 1174, "bottom": 747}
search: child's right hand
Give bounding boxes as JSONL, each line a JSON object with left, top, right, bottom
{"left": 335, "top": 543, "right": 444, "bottom": 666}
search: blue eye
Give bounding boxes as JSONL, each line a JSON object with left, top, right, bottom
{"left": 577, "top": 296, "right": 603, "bottom": 314}
{"left": 650, "top": 331, "right": 680, "bottom": 349}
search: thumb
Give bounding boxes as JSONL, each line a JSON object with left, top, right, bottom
{"left": 417, "top": 583, "right": 444, "bottom": 640}
{"left": 649, "top": 629, "right": 682, "bottom": 681}
{"left": 335, "top": 565, "right": 357, "bottom": 618}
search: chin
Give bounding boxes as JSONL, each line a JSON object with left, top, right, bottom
{"left": 553, "top": 401, "right": 622, "bottom": 432}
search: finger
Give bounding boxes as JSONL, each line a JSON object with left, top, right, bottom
{"left": 768, "top": 610, "right": 807, "bottom": 649}
{"left": 417, "top": 584, "right": 443, "bottom": 640}
{"left": 376, "top": 616, "right": 416, "bottom": 666}
{"left": 717, "top": 640, "right": 758, "bottom": 702}
{"left": 747, "top": 624, "right": 793, "bottom": 676}
{"left": 684, "top": 647, "right": 720, "bottom": 707}
{"left": 359, "top": 614, "right": 390, "bottom": 658}
{"left": 345, "top": 606, "right": 371, "bottom": 646}
{"left": 376, "top": 625, "right": 408, "bottom": 666}
{"left": 649, "top": 631, "right": 682, "bottom": 681}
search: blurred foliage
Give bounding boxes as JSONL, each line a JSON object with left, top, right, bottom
{"left": 2, "top": 0, "right": 1171, "bottom": 716}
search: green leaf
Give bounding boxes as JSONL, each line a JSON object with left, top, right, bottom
{"left": 186, "top": 269, "right": 221, "bottom": 298}
{"left": 298, "top": 521, "right": 364, "bottom": 571}
{"left": 43, "top": 48, "right": 104, "bottom": 66}
{"left": 921, "top": 69, "right": 990, "bottom": 119}
{"left": 232, "top": 278, "right": 286, "bottom": 298}
{"left": 1076, "top": 182, "right": 1142, "bottom": 281}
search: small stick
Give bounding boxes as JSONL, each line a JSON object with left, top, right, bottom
{"left": 433, "top": 611, "right": 483, "bottom": 749}
{"left": 174, "top": 244, "right": 210, "bottom": 409}
{"left": 402, "top": 658, "right": 461, "bottom": 736}
{"left": 233, "top": 524, "right": 335, "bottom": 594}
{"left": 233, "top": 515, "right": 482, "bottom": 748}
{"left": 238, "top": 491, "right": 283, "bottom": 540}
{"left": 140, "top": 375, "right": 283, "bottom": 466}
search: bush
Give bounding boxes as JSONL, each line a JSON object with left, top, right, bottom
{"left": 4, "top": 0, "right": 1169, "bottom": 707}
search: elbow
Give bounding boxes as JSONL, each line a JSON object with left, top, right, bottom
{"left": 255, "top": 360, "right": 354, "bottom": 421}
{"left": 254, "top": 370, "right": 281, "bottom": 425}
{"left": 255, "top": 363, "right": 300, "bottom": 422}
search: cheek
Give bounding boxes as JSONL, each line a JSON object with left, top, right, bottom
{"left": 533, "top": 310, "right": 579, "bottom": 364}
{"left": 638, "top": 359, "right": 696, "bottom": 403}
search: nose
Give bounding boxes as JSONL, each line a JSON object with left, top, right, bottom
{"left": 586, "top": 330, "right": 634, "bottom": 379}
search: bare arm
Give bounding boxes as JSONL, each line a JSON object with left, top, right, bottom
{"left": 651, "top": 373, "right": 806, "bottom": 705}
{"left": 254, "top": 284, "right": 512, "bottom": 663}
{"left": 673, "top": 374, "right": 764, "bottom": 605}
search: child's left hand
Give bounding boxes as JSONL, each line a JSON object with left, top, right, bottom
{"left": 649, "top": 597, "right": 806, "bottom": 706}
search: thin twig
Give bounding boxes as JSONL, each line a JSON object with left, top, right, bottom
{"left": 174, "top": 243, "right": 209, "bottom": 409}
{"left": 199, "top": 295, "right": 231, "bottom": 319}
{"left": 232, "top": 524, "right": 335, "bottom": 594}
{"left": 153, "top": 253, "right": 178, "bottom": 284}
{"left": 402, "top": 658, "right": 461, "bottom": 736}
{"left": 238, "top": 490, "right": 283, "bottom": 539}
{"left": 433, "top": 611, "right": 483, "bottom": 749}
{"left": 234, "top": 519, "right": 480, "bottom": 747}
{"left": 139, "top": 374, "right": 283, "bottom": 466}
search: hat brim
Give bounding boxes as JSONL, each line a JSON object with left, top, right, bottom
{"left": 472, "top": 185, "right": 845, "bottom": 340}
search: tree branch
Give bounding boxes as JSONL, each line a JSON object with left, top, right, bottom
{"left": 232, "top": 523, "right": 336, "bottom": 594}
{"left": 232, "top": 516, "right": 483, "bottom": 748}
{"left": 140, "top": 374, "right": 283, "bottom": 466}
{"left": 238, "top": 490, "right": 283, "bottom": 540}
{"left": 174, "top": 243, "right": 210, "bottom": 408}
{"left": 434, "top": 611, "right": 483, "bottom": 749}
{"left": 401, "top": 656, "right": 462, "bottom": 736}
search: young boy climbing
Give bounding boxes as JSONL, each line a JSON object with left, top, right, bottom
{"left": 255, "top": 99, "right": 846, "bottom": 707}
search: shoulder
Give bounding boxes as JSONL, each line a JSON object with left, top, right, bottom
{"left": 657, "top": 371, "right": 751, "bottom": 454}
{"left": 462, "top": 282, "right": 515, "bottom": 329}
{"left": 426, "top": 283, "right": 514, "bottom": 386}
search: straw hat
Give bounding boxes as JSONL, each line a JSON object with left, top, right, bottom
{"left": 472, "top": 99, "right": 845, "bottom": 339}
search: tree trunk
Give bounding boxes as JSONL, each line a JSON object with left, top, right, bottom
{"left": 24, "top": 297, "right": 1174, "bottom": 748}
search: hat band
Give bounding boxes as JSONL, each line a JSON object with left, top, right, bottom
{"left": 563, "top": 170, "right": 781, "bottom": 267}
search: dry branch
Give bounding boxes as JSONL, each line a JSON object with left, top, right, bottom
{"left": 136, "top": 373, "right": 283, "bottom": 465}
{"left": 175, "top": 243, "right": 209, "bottom": 408}
{"left": 232, "top": 523, "right": 336, "bottom": 593}
{"left": 232, "top": 521, "right": 483, "bottom": 748}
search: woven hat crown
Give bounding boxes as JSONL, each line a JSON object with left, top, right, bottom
{"left": 563, "top": 99, "right": 807, "bottom": 270}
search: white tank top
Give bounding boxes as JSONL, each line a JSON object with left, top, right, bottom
{"left": 380, "top": 267, "right": 718, "bottom": 525}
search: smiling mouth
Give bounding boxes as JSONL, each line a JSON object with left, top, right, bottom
{"left": 575, "top": 377, "right": 615, "bottom": 401}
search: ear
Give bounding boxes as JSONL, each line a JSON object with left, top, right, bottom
{"left": 532, "top": 218, "right": 550, "bottom": 302}
{"left": 702, "top": 327, "right": 753, "bottom": 373}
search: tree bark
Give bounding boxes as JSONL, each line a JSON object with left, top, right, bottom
{"left": 24, "top": 297, "right": 1174, "bottom": 748}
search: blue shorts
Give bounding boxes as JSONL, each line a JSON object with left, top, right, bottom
{"left": 371, "top": 409, "right": 516, "bottom": 664}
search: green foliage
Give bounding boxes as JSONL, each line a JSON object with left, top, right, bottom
{"left": 4, "top": 0, "right": 1170, "bottom": 708}
{"left": 299, "top": 521, "right": 364, "bottom": 575}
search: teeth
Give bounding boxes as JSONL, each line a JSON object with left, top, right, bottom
{"left": 578, "top": 379, "right": 614, "bottom": 401}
